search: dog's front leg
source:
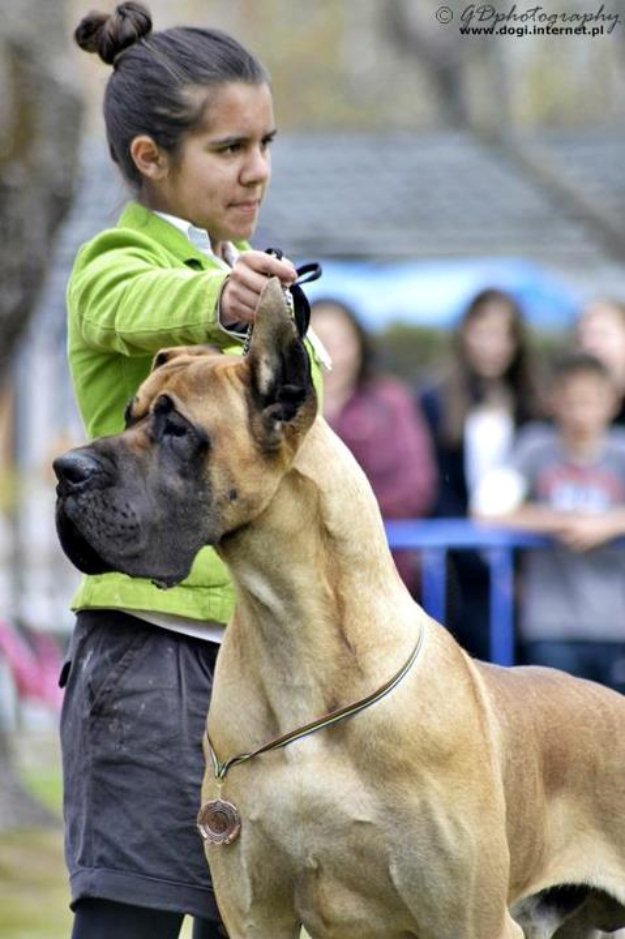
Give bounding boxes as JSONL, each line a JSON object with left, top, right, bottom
{"left": 208, "top": 845, "right": 300, "bottom": 939}
{"left": 217, "top": 910, "right": 301, "bottom": 939}
{"left": 212, "top": 884, "right": 302, "bottom": 939}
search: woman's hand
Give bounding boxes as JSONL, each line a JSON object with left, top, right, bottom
{"left": 220, "top": 250, "right": 297, "bottom": 327}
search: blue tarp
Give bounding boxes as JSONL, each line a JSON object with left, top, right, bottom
{"left": 303, "top": 257, "right": 580, "bottom": 332}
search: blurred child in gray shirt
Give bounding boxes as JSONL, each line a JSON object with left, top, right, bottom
{"left": 473, "top": 352, "right": 625, "bottom": 691}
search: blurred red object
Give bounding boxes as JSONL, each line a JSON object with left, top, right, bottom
{"left": 0, "top": 619, "right": 63, "bottom": 710}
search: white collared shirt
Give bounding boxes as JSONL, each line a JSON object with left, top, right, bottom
{"left": 154, "top": 211, "right": 238, "bottom": 268}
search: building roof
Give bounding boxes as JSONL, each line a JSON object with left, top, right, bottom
{"left": 35, "top": 128, "right": 625, "bottom": 336}
{"left": 258, "top": 129, "right": 625, "bottom": 268}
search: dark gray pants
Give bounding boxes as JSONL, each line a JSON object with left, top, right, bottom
{"left": 61, "top": 609, "right": 222, "bottom": 923}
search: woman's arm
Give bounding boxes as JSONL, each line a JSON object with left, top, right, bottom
{"left": 69, "top": 234, "right": 295, "bottom": 356}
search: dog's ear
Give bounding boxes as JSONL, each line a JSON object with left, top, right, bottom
{"left": 151, "top": 345, "right": 221, "bottom": 371}
{"left": 247, "top": 277, "right": 315, "bottom": 438}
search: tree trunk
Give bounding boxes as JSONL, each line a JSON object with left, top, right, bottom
{"left": 0, "top": 0, "right": 81, "bottom": 830}
{"left": 0, "top": 0, "right": 82, "bottom": 379}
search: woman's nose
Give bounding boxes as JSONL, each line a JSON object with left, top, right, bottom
{"left": 241, "top": 146, "right": 271, "bottom": 185}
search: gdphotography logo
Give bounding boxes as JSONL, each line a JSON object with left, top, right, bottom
{"left": 434, "top": 3, "right": 621, "bottom": 36}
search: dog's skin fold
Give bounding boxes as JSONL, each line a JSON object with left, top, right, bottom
{"left": 55, "top": 278, "right": 625, "bottom": 939}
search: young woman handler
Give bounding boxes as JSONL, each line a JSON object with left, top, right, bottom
{"left": 62, "top": 4, "right": 322, "bottom": 937}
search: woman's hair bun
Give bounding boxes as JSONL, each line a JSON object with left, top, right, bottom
{"left": 74, "top": 2, "right": 152, "bottom": 65}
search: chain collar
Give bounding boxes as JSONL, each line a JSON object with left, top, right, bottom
{"left": 206, "top": 626, "right": 425, "bottom": 781}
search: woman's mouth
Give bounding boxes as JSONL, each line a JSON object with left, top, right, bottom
{"left": 230, "top": 200, "right": 260, "bottom": 217}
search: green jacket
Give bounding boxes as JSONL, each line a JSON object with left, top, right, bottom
{"left": 67, "top": 202, "right": 320, "bottom": 624}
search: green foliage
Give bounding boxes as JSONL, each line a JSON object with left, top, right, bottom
{"left": 372, "top": 323, "right": 568, "bottom": 388}
{"left": 374, "top": 323, "right": 449, "bottom": 385}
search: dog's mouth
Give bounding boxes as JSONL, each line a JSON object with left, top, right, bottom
{"left": 55, "top": 494, "right": 196, "bottom": 590}
{"left": 53, "top": 441, "right": 213, "bottom": 590}
{"left": 55, "top": 498, "right": 114, "bottom": 577}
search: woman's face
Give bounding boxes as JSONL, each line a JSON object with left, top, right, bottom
{"left": 577, "top": 303, "right": 625, "bottom": 386}
{"left": 460, "top": 304, "right": 518, "bottom": 380}
{"left": 142, "top": 81, "right": 275, "bottom": 252}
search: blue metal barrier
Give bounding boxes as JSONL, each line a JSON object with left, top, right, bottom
{"left": 385, "top": 520, "right": 551, "bottom": 667}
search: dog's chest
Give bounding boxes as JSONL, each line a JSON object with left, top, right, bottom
{"left": 233, "top": 743, "right": 412, "bottom": 870}
{"left": 244, "top": 742, "right": 374, "bottom": 832}
{"left": 223, "top": 746, "right": 436, "bottom": 936}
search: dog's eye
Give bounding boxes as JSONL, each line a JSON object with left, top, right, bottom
{"left": 153, "top": 397, "right": 189, "bottom": 438}
{"left": 161, "top": 414, "right": 188, "bottom": 438}
{"left": 151, "top": 395, "right": 207, "bottom": 459}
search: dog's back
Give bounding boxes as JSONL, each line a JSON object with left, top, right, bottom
{"left": 475, "top": 659, "right": 625, "bottom": 931}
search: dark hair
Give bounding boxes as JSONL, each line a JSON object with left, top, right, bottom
{"left": 441, "top": 288, "right": 541, "bottom": 444}
{"left": 550, "top": 351, "right": 614, "bottom": 388}
{"left": 74, "top": 2, "right": 270, "bottom": 188}
{"left": 310, "top": 298, "right": 376, "bottom": 389}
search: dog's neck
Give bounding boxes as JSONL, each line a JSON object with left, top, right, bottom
{"left": 215, "top": 418, "right": 423, "bottom": 728}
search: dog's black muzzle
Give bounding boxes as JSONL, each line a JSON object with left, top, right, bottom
{"left": 53, "top": 440, "right": 205, "bottom": 588}
{"left": 53, "top": 446, "right": 119, "bottom": 576}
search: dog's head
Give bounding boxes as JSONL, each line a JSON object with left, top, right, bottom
{"left": 54, "top": 278, "right": 317, "bottom": 587}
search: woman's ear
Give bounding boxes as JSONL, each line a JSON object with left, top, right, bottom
{"left": 129, "top": 135, "right": 170, "bottom": 182}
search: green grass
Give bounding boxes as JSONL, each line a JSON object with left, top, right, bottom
{"left": 0, "top": 822, "right": 195, "bottom": 939}
{"left": 20, "top": 766, "right": 63, "bottom": 815}
{"left": 0, "top": 727, "right": 70, "bottom": 939}
{"left": 0, "top": 827, "right": 71, "bottom": 939}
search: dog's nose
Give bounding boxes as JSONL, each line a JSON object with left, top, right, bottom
{"left": 53, "top": 450, "right": 103, "bottom": 488}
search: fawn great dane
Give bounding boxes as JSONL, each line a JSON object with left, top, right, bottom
{"left": 55, "top": 279, "right": 625, "bottom": 938}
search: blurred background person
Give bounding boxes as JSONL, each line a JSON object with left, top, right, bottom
{"left": 576, "top": 297, "right": 625, "bottom": 426}
{"left": 418, "top": 287, "right": 543, "bottom": 658}
{"left": 473, "top": 353, "right": 625, "bottom": 692}
{"left": 311, "top": 298, "right": 436, "bottom": 597}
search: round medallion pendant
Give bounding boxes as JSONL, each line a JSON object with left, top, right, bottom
{"left": 197, "top": 799, "right": 241, "bottom": 846}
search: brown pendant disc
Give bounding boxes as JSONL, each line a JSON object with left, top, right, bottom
{"left": 197, "top": 799, "right": 241, "bottom": 846}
